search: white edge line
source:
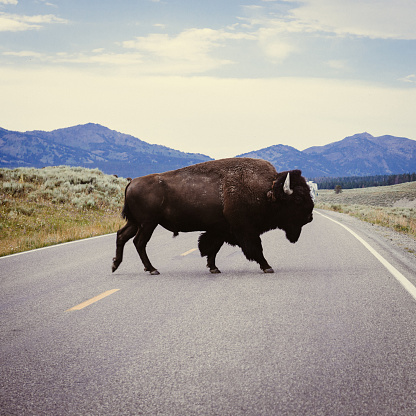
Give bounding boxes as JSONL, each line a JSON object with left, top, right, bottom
{"left": 0, "top": 233, "right": 117, "bottom": 260}
{"left": 316, "top": 211, "right": 416, "bottom": 301}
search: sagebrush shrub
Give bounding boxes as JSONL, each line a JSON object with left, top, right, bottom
{"left": 0, "top": 166, "right": 128, "bottom": 211}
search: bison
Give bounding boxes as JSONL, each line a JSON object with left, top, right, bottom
{"left": 112, "top": 158, "right": 313, "bottom": 275}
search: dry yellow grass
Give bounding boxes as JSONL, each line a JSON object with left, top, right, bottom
{"left": 1, "top": 166, "right": 128, "bottom": 257}
{"left": 0, "top": 203, "right": 126, "bottom": 256}
{"left": 315, "top": 181, "right": 416, "bottom": 239}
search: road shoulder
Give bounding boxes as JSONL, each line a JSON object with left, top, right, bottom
{"left": 315, "top": 209, "right": 416, "bottom": 288}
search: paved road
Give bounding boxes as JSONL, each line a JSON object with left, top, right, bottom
{"left": 1, "top": 210, "right": 416, "bottom": 415}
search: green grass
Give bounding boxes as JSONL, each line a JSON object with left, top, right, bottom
{"left": 315, "top": 181, "right": 416, "bottom": 239}
{"left": 0, "top": 166, "right": 129, "bottom": 257}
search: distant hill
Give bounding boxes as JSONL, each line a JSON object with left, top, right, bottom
{"left": 237, "top": 133, "right": 416, "bottom": 178}
{"left": 0, "top": 123, "right": 212, "bottom": 178}
{"left": 1, "top": 125, "right": 415, "bottom": 179}
{"left": 235, "top": 144, "right": 333, "bottom": 177}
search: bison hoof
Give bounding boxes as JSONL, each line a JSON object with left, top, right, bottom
{"left": 263, "top": 268, "right": 275, "bottom": 274}
{"left": 112, "top": 259, "right": 120, "bottom": 273}
{"left": 144, "top": 267, "right": 160, "bottom": 275}
{"left": 210, "top": 268, "right": 221, "bottom": 274}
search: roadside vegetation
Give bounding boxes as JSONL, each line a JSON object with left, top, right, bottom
{"left": 315, "top": 181, "right": 416, "bottom": 241}
{"left": 0, "top": 166, "right": 129, "bottom": 257}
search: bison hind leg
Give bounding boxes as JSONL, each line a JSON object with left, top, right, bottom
{"left": 198, "top": 231, "right": 224, "bottom": 273}
{"left": 133, "top": 221, "right": 159, "bottom": 275}
{"left": 112, "top": 221, "right": 139, "bottom": 272}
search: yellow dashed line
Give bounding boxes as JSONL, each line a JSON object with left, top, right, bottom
{"left": 180, "top": 248, "right": 198, "bottom": 257}
{"left": 66, "top": 289, "right": 120, "bottom": 311}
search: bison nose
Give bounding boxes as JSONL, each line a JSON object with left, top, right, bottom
{"left": 288, "top": 235, "right": 299, "bottom": 243}
{"left": 285, "top": 227, "right": 301, "bottom": 243}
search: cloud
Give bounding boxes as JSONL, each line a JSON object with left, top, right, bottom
{"left": 235, "top": 0, "right": 416, "bottom": 70}
{"left": 289, "top": 0, "right": 416, "bottom": 40}
{"left": 0, "top": 12, "right": 67, "bottom": 31}
{"left": 2, "top": 48, "right": 145, "bottom": 67}
{"left": 0, "top": 0, "right": 18, "bottom": 4}
{"left": 242, "top": 0, "right": 416, "bottom": 41}
{"left": 399, "top": 74, "right": 416, "bottom": 84}
{"left": 3, "top": 23, "right": 294, "bottom": 72}
{"left": 243, "top": 5, "right": 263, "bottom": 11}
{"left": 257, "top": 26, "right": 297, "bottom": 61}
{"left": 121, "top": 28, "right": 255, "bottom": 74}
{"left": 123, "top": 28, "right": 253, "bottom": 57}
{"left": 327, "top": 60, "right": 350, "bottom": 71}
{"left": 55, "top": 51, "right": 144, "bottom": 66}
{"left": 2, "top": 26, "right": 256, "bottom": 75}
{"left": 122, "top": 24, "right": 298, "bottom": 73}
{"left": 3, "top": 50, "right": 45, "bottom": 58}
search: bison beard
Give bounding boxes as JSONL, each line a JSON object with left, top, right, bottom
{"left": 112, "top": 158, "right": 314, "bottom": 275}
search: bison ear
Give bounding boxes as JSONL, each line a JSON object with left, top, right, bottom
{"left": 267, "top": 188, "right": 276, "bottom": 202}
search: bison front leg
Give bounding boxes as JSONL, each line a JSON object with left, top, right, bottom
{"left": 236, "top": 232, "right": 274, "bottom": 273}
{"left": 112, "top": 221, "right": 139, "bottom": 272}
{"left": 198, "top": 231, "right": 224, "bottom": 273}
{"left": 133, "top": 222, "right": 160, "bottom": 275}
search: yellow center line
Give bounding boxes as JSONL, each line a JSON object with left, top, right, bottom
{"left": 180, "top": 248, "right": 198, "bottom": 257}
{"left": 66, "top": 289, "right": 120, "bottom": 311}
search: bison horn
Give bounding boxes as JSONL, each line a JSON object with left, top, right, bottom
{"left": 283, "top": 172, "right": 293, "bottom": 195}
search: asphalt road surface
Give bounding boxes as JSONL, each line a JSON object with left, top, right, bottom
{"left": 1, "top": 210, "right": 416, "bottom": 415}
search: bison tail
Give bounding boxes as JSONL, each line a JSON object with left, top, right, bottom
{"left": 121, "top": 183, "right": 132, "bottom": 221}
{"left": 121, "top": 201, "right": 130, "bottom": 221}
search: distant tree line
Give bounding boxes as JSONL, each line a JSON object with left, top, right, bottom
{"left": 311, "top": 173, "right": 416, "bottom": 190}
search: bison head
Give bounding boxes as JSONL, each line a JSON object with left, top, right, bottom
{"left": 269, "top": 170, "right": 314, "bottom": 243}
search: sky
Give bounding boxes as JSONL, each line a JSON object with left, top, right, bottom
{"left": 1, "top": 0, "right": 415, "bottom": 159}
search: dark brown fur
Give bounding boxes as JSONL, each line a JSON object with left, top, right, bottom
{"left": 112, "top": 158, "right": 313, "bottom": 274}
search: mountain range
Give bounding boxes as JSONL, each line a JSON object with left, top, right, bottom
{"left": 237, "top": 132, "right": 416, "bottom": 178}
{"left": 0, "top": 124, "right": 212, "bottom": 178}
{"left": 1, "top": 124, "right": 415, "bottom": 179}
